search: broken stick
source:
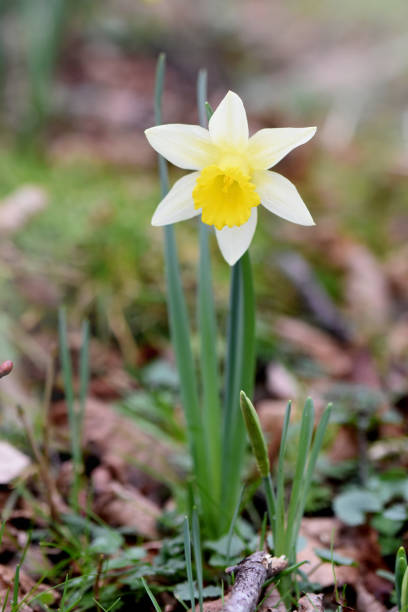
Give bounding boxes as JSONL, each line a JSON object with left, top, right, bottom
{"left": 223, "top": 552, "right": 287, "bottom": 612}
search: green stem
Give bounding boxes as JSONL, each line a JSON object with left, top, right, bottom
{"left": 221, "top": 251, "right": 255, "bottom": 531}
{"left": 263, "top": 474, "right": 277, "bottom": 539}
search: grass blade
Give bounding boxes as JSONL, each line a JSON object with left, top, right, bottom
{"left": 192, "top": 509, "right": 204, "bottom": 612}
{"left": 1, "top": 588, "right": 9, "bottom": 612}
{"left": 182, "top": 516, "right": 195, "bottom": 610}
{"left": 58, "top": 308, "right": 81, "bottom": 512}
{"left": 226, "top": 486, "right": 244, "bottom": 564}
{"left": 141, "top": 577, "right": 162, "bottom": 612}
{"left": 11, "top": 565, "right": 20, "bottom": 612}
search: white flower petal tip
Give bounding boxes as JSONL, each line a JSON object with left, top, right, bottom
{"left": 215, "top": 208, "right": 257, "bottom": 266}
{"left": 247, "top": 126, "right": 317, "bottom": 170}
{"left": 151, "top": 172, "right": 200, "bottom": 226}
{"left": 144, "top": 124, "right": 214, "bottom": 170}
{"left": 254, "top": 170, "right": 315, "bottom": 226}
{"left": 209, "top": 90, "right": 249, "bottom": 149}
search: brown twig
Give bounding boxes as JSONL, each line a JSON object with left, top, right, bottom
{"left": 223, "top": 552, "right": 288, "bottom": 612}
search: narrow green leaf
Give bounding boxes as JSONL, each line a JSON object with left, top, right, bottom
{"left": 291, "top": 403, "right": 332, "bottom": 553}
{"left": 274, "top": 401, "right": 291, "bottom": 556}
{"left": 196, "top": 69, "right": 221, "bottom": 506}
{"left": 154, "top": 55, "right": 208, "bottom": 508}
{"left": 285, "top": 397, "right": 314, "bottom": 559}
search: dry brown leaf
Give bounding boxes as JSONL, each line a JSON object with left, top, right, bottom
{"left": 298, "top": 593, "right": 324, "bottom": 611}
{"left": 0, "top": 441, "right": 30, "bottom": 484}
{"left": 0, "top": 564, "right": 54, "bottom": 611}
{"left": 259, "top": 586, "right": 286, "bottom": 611}
{"left": 275, "top": 317, "right": 352, "bottom": 377}
{"left": 327, "top": 426, "right": 358, "bottom": 462}
{"left": 93, "top": 478, "right": 160, "bottom": 539}
{"left": 191, "top": 597, "right": 229, "bottom": 611}
{"left": 343, "top": 244, "right": 391, "bottom": 337}
{"left": 355, "top": 582, "right": 386, "bottom": 612}
{"left": 62, "top": 398, "right": 179, "bottom": 485}
{"left": 297, "top": 518, "right": 390, "bottom": 600}
{"left": 0, "top": 186, "right": 47, "bottom": 234}
{"left": 265, "top": 362, "right": 298, "bottom": 398}
{"left": 297, "top": 518, "right": 358, "bottom": 589}
{"left": 257, "top": 400, "right": 290, "bottom": 464}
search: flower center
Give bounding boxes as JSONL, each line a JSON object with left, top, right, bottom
{"left": 192, "top": 165, "right": 260, "bottom": 230}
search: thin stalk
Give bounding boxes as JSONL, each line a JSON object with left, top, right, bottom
{"left": 11, "top": 565, "right": 20, "bottom": 612}
{"left": 154, "top": 55, "right": 209, "bottom": 518}
{"left": 196, "top": 69, "right": 222, "bottom": 505}
{"left": 259, "top": 513, "right": 267, "bottom": 551}
{"left": 263, "top": 474, "right": 277, "bottom": 538}
{"left": 79, "top": 320, "right": 90, "bottom": 432}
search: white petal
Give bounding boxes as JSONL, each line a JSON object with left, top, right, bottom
{"left": 145, "top": 124, "right": 215, "bottom": 170}
{"left": 215, "top": 208, "right": 257, "bottom": 266}
{"left": 254, "top": 170, "right": 315, "bottom": 226}
{"left": 209, "top": 91, "right": 249, "bottom": 149}
{"left": 247, "top": 127, "right": 316, "bottom": 170}
{"left": 151, "top": 172, "right": 200, "bottom": 226}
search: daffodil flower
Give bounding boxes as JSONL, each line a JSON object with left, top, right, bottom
{"left": 145, "top": 91, "right": 316, "bottom": 265}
